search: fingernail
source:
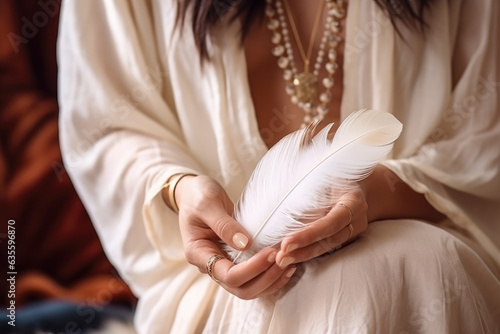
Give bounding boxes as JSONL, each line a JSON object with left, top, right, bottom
{"left": 233, "top": 233, "right": 249, "bottom": 249}
{"left": 286, "top": 243, "right": 298, "bottom": 253}
{"left": 279, "top": 256, "right": 295, "bottom": 269}
{"left": 286, "top": 266, "right": 297, "bottom": 278}
{"left": 267, "top": 251, "right": 277, "bottom": 263}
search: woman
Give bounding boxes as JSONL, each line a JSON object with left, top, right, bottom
{"left": 58, "top": 0, "right": 500, "bottom": 333}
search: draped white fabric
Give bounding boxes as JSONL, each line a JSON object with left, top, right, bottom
{"left": 58, "top": 0, "right": 500, "bottom": 333}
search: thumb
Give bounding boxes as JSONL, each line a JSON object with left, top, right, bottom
{"left": 206, "top": 204, "right": 252, "bottom": 251}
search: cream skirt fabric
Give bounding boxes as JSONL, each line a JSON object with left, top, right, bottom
{"left": 203, "top": 220, "right": 500, "bottom": 333}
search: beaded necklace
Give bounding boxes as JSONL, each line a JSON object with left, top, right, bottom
{"left": 265, "top": 0, "right": 346, "bottom": 128}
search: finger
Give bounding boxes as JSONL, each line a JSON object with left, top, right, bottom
{"left": 279, "top": 200, "right": 355, "bottom": 255}
{"left": 254, "top": 266, "right": 297, "bottom": 298}
{"left": 202, "top": 204, "right": 251, "bottom": 251}
{"left": 182, "top": 237, "right": 230, "bottom": 273}
{"left": 220, "top": 248, "right": 295, "bottom": 300}
{"left": 182, "top": 176, "right": 251, "bottom": 250}
{"left": 280, "top": 221, "right": 359, "bottom": 264}
{"left": 213, "top": 248, "right": 280, "bottom": 288}
{"left": 226, "top": 263, "right": 293, "bottom": 300}
{"left": 280, "top": 187, "right": 368, "bottom": 255}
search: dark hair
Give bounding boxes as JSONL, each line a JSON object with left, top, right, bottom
{"left": 177, "top": 0, "right": 433, "bottom": 59}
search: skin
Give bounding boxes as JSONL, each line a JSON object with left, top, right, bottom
{"left": 172, "top": 175, "right": 292, "bottom": 300}
{"left": 165, "top": 1, "right": 445, "bottom": 300}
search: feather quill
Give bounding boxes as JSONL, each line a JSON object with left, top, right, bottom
{"left": 226, "top": 109, "right": 403, "bottom": 263}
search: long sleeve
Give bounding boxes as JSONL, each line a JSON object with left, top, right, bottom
{"left": 343, "top": 0, "right": 500, "bottom": 266}
{"left": 57, "top": 1, "right": 223, "bottom": 332}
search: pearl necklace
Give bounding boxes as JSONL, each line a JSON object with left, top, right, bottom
{"left": 266, "top": 0, "right": 345, "bottom": 128}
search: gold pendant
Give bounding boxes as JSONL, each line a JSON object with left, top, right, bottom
{"left": 293, "top": 72, "right": 319, "bottom": 103}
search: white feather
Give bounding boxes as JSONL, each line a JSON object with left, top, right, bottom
{"left": 225, "top": 109, "right": 403, "bottom": 263}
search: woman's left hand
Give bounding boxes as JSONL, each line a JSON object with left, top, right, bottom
{"left": 275, "top": 186, "right": 368, "bottom": 268}
{"left": 274, "top": 163, "right": 446, "bottom": 268}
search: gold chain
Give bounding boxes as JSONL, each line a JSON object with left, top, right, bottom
{"left": 282, "top": 0, "right": 325, "bottom": 73}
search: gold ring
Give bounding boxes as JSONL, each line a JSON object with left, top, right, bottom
{"left": 338, "top": 203, "right": 353, "bottom": 224}
{"left": 206, "top": 254, "right": 225, "bottom": 282}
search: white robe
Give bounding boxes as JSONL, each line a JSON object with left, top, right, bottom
{"left": 58, "top": 0, "right": 500, "bottom": 333}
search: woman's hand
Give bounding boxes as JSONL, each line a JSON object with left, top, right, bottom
{"left": 173, "top": 175, "right": 296, "bottom": 299}
{"left": 276, "top": 187, "right": 368, "bottom": 268}
{"left": 275, "top": 164, "right": 446, "bottom": 268}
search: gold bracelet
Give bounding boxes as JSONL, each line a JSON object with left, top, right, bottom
{"left": 162, "top": 173, "right": 196, "bottom": 213}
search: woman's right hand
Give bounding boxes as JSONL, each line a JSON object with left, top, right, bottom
{"left": 173, "top": 175, "right": 296, "bottom": 300}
